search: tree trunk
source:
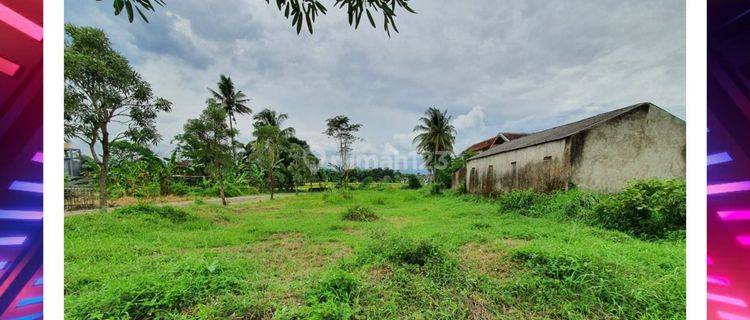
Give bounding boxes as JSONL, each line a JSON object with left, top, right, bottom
{"left": 269, "top": 168, "right": 275, "bottom": 200}
{"left": 431, "top": 150, "right": 437, "bottom": 183}
{"left": 98, "top": 130, "right": 110, "bottom": 210}
{"left": 228, "top": 113, "right": 237, "bottom": 161}
{"left": 218, "top": 166, "right": 227, "bottom": 206}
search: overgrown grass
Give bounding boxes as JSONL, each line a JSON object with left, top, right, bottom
{"left": 341, "top": 205, "right": 379, "bottom": 222}
{"left": 65, "top": 187, "right": 685, "bottom": 319}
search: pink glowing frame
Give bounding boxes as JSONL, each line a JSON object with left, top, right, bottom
{"left": 718, "top": 210, "right": 750, "bottom": 221}
{"left": 737, "top": 235, "right": 750, "bottom": 246}
{"left": 708, "top": 293, "right": 749, "bottom": 307}
{"left": 708, "top": 275, "right": 731, "bottom": 286}
{"left": 0, "top": 55, "right": 19, "bottom": 77}
{"left": 718, "top": 311, "right": 750, "bottom": 320}
{"left": 0, "top": 2, "right": 43, "bottom": 41}
{"left": 708, "top": 181, "right": 750, "bottom": 195}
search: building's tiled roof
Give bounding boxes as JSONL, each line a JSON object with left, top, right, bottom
{"left": 464, "top": 132, "right": 527, "bottom": 154}
{"left": 470, "top": 102, "right": 654, "bottom": 160}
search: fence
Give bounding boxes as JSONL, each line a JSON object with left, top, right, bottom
{"left": 64, "top": 186, "right": 97, "bottom": 211}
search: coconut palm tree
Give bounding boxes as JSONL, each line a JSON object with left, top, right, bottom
{"left": 253, "top": 108, "right": 295, "bottom": 138}
{"left": 412, "top": 107, "right": 456, "bottom": 181}
{"left": 209, "top": 74, "right": 251, "bottom": 160}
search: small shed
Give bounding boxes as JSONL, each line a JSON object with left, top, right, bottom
{"left": 465, "top": 103, "right": 685, "bottom": 194}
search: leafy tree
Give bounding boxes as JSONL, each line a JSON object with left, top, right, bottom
{"left": 412, "top": 107, "right": 456, "bottom": 182}
{"left": 103, "top": 0, "right": 416, "bottom": 36}
{"left": 287, "top": 143, "right": 309, "bottom": 194}
{"left": 108, "top": 140, "right": 163, "bottom": 197}
{"left": 64, "top": 24, "right": 172, "bottom": 209}
{"left": 253, "top": 108, "right": 294, "bottom": 138}
{"left": 209, "top": 74, "right": 252, "bottom": 160}
{"left": 174, "top": 99, "right": 234, "bottom": 205}
{"left": 252, "top": 125, "right": 285, "bottom": 199}
{"left": 324, "top": 115, "right": 362, "bottom": 188}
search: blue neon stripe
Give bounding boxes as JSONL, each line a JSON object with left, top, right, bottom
{"left": 16, "top": 296, "right": 42, "bottom": 307}
{"left": 708, "top": 152, "right": 733, "bottom": 166}
{"left": 13, "top": 312, "right": 43, "bottom": 320}
{"left": 0, "top": 210, "right": 42, "bottom": 220}
{"left": 8, "top": 181, "right": 42, "bottom": 193}
{"left": 0, "top": 236, "right": 26, "bottom": 246}
{"left": 33, "top": 277, "right": 42, "bottom": 286}
{"left": 0, "top": 261, "right": 6, "bottom": 269}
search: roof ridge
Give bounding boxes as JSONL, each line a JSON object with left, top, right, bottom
{"left": 469, "top": 102, "right": 653, "bottom": 160}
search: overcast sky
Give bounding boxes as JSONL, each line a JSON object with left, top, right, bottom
{"left": 65, "top": 0, "right": 685, "bottom": 170}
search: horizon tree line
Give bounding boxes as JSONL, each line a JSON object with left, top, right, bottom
{"left": 64, "top": 24, "right": 460, "bottom": 210}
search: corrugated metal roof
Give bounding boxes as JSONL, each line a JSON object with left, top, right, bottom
{"left": 464, "top": 132, "right": 528, "bottom": 154}
{"left": 469, "top": 102, "right": 652, "bottom": 160}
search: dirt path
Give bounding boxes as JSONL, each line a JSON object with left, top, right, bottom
{"left": 65, "top": 193, "right": 295, "bottom": 216}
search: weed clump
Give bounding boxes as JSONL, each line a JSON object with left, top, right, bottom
{"left": 403, "top": 175, "right": 422, "bottom": 190}
{"left": 66, "top": 257, "right": 249, "bottom": 319}
{"left": 342, "top": 206, "right": 379, "bottom": 222}
{"left": 306, "top": 270, "right": 363, "bottom": 318}
{"left": 496, "top": 189, "right": 540, "bottom": 213}
{"left": 366, "top": 235, "right": 449, "bottom": 267}
{"left": 114, "top": 204, "right": 194, "bottom": 223}
{"left": 372, "top": 197, "right": 386, "bottom": 205}
{"left": 585, "top": 179, "right": 685, "bottom": 239}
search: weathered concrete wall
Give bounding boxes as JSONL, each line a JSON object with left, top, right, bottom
{"left": 466, "top": 139, "right": 568, "bottom": 195}
{"left": 569, "top": 105, "right": 685, "bottom": 192}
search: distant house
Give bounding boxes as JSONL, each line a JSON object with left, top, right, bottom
{"left": 463, "top": 132, "right": 528, "bottom": 154}
{"left": 64, "top": 142, "right": 83, "bottom": 179}
{"left": 452, "top": 132, "right": 527, "bottom": 187}
{"left": 465, "top": 103, "right": 685, "bottom": 194}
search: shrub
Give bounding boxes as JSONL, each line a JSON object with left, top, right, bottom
{"left": 134, "top": 182, "right": 161, "bottom": 198}
{"left": 367, "top": 235, "right": 449, "bottom": 267}
{"left": 585, "top": 179, "right": 685, "bottom": 239}
{"left": 306, "top": 270, "right": 362, "bottom": 319}
{"left": 342, "top": 206, "right": 379, "bottom": 221}
{"left": 373, "top": 197, "right": 387, "bottom": 205}
{"left": 169, "top": 181, "right": 194, "bottom": 196}
{"left": 420, "top": 183, "right": 443, "bottom": 196}
{"left": 360, "top": 177, "right": 374, "bottom": 189}
{"left": 497, "top": 189, "right": 540, "bottom": 212}
{"left": 66, "top": 258, "right": 249, "bottom": 319}
{"left": 115, "top": 204, "right": 194, "bottom": 223}
{"left": 380, "top": 175, "right": 393, "bottom": 183}
{"left": 404, "top": 175, "right": 422, "bottom": 190}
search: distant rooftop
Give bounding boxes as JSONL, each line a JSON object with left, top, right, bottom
{"left": 470, "top": 102, "right": 666, "bottom": 160}
{"left": 463, "top": 132, "right": 527, "bottom": 154}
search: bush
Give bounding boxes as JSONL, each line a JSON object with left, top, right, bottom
{"left": 420, "top": 183, "right": 443, "bottom": 196}
{"left": 359, "top": 177, "right": 374, "bottom": 189}
{"left": 66, "top": 258, "right": 249, "bottom": 319}
{"left": 134, "top": 182, "right": 161, "bottom": 198}
{"left": 342, "top": 206, "right": 379, "bottom": 221}
{"left": 585, "top": 179, "right": 685, "bottom": 239}
{"left": 169, "top": 181, "right": 194, "bottom": 196}
{"left": 366, "top": 235, "right": 449, "bottom": 267}
{"left": 380, "top": 175, "right": 393, "bottom": 183}
{"left": 497, "top": 189, "right": 540, "bottom": 212}
{"left": 306, "top": 270, "right": 362, "bottom": 319}
{"left": 115, "top": 204, "right": 194, "bottom": 223}
{"left": 404, "top": 175, "right": 422, "bottom": 190}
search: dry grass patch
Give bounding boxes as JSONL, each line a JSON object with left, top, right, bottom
{"left": 236, "top": 232, "right": 353, "bottom": 280}
{"left": 459, "top": 239, "right": 528, "bottom": 280}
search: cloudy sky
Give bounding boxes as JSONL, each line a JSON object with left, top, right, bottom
{"left": 65, "top": 0, "right": 685, "bottom": 170}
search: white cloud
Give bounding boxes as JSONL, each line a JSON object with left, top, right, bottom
{"left": 65, "top": 0, "right": 685, "bottom": 170}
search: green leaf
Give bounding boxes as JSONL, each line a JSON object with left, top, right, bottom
{"left": 124, "top": 1, "right": 134, "bottom": 22}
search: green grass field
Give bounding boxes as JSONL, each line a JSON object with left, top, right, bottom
{"left": 64, "top": 188, "right": 685, "bottom": 319}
